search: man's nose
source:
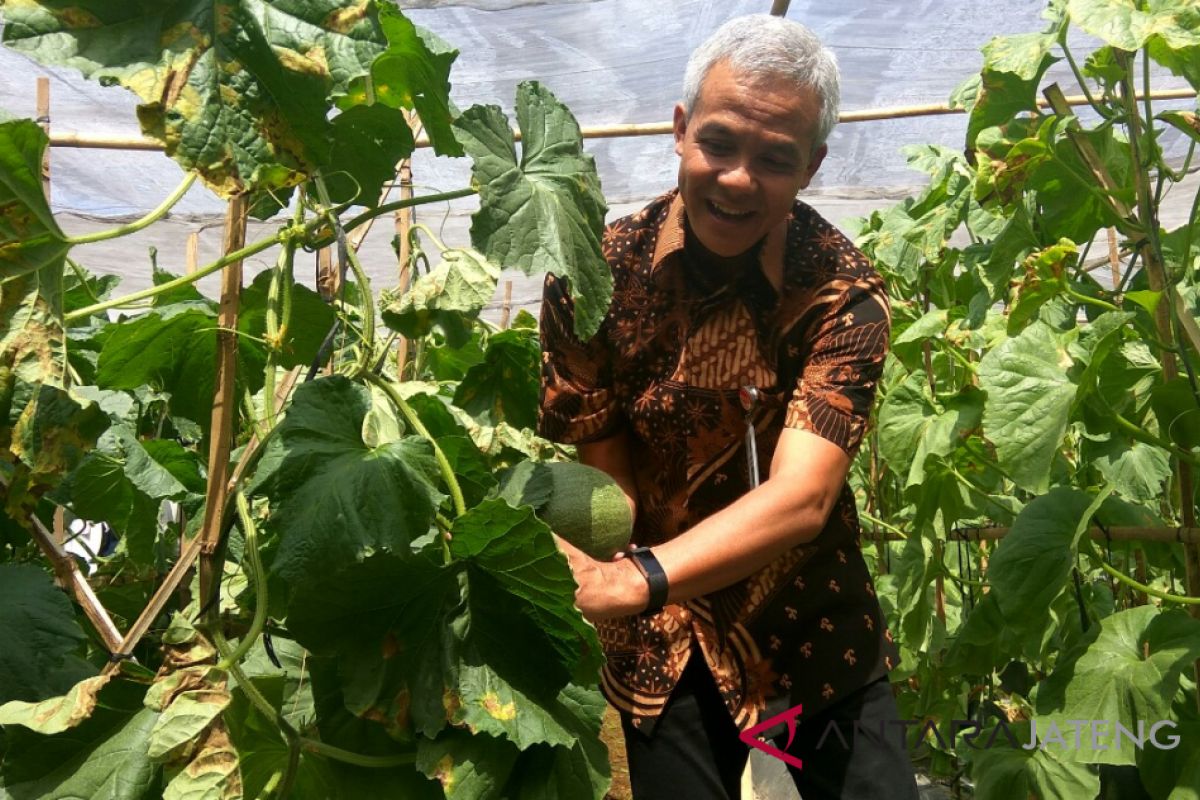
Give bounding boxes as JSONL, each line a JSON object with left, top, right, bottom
{"left": 718, "top": 162, "right": 755, "bottom": 193}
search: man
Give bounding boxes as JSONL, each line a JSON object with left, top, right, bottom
{"left": 539, "top": 14, "right": 919, "bottom": 800}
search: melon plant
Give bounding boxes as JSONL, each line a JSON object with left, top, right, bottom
{"left": 0, "top": 1, "right": 616, "bottom": 797}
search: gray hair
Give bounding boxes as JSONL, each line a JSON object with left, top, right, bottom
{"left": 682, "top": 14, "right": 840, "bottom": 149}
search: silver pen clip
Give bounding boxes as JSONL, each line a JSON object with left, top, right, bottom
{"left": 739, "top": 385, "right": 761, "bottom": 488}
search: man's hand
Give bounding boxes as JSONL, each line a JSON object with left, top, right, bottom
{"left": 553, "top": 534, "right": 649, "bottom": 621}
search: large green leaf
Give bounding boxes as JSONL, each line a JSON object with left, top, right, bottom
{"left": 382, "top": 247, "right": 500, "bottom": 349}
{"left": 986, "top": 487, "right": 1094, "bottom": 627}
{"left": 289, "top": 503, "right": 603, "bottom": 751}
{"left": 1138, "top": 716, "right": 1200, "bottom": 800}
{"left": 877, "top": 374, "right": 983, "bottom": 489}
{"left": 1068, "top": 0, "right": 1200, "bottom": 52}
{"left": 453, "top": 327, "right": 541, "bottom": 430}
{"left": 0, "top": 564, "right": 93, "bottom": 706}
{"left": 318, "top": 103, "right": 415, "bottom": 206}
{"left": 67, "top": 424, "right": 193, "bottom": 564}
{"left": 240, "top": 269, "right": 338, "bottom": 371}
{"left": 963, "top": 721, "right": 1100, "bottom": 800}
{"left": 340, "top": 4, "right": 461, "bottom": 157}
{"left": 966, "top": 31, "right": 1059, "bottom": 149}
{"left": 979, "top": 321, "right": 1076, "bottom": 493}
{"left": 454, "top": 82, "right": 610, "bottom": 341}
{"left": 0, "top": 698, "right": 161, "bottom": 800}
{"left": 504, "top": 683, "right": 610, "bottom": 800}
{"left": 1037, "top": 607, "right": 1200, "bottom": 765}
{"left": 255, "top": 376, "right": 444, "bottom": 586}
{"left": 0, "top": 118, "right": 68, "bottom": 279}
{"left": 1, "top": 0, "right": 388, "bottom": 198}
{"left": 9, "top": 384, "right": 109, "bottom": 488}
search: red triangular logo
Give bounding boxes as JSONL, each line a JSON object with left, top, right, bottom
{"left": 738, "top": 704, "right": 804, "bottom": 770}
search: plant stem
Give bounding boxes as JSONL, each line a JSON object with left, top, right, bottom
{"left": 860, "top": 510, "right": 906, "bottom": 539}
{"left": 306, "top": 188, "right": 478, "bottom": 250}
{"left": 363, "top": 371, "right": 467, "bottom": 517}
{"left": 300, "top": 739, "right": 416, "bottom": 768}
{"left": 1059, "top": 38, "right": 1104, "bottom": 119}
{"left": 65, "top": 173, "right": 197, "bottom": 245}
{"left": 1066, "top": 287, "right": 1121, "bottom": 313}
{"left": 218, "top": 491, "right": 270, "bottom": 671}
{"left": 1096, "top": 559, "right": 1200, "bottom": 605}
{"left": 64, "top": 232, "right": 284, "bottom": 322}
{"left": 409, "top": 222, "right": 451, "bottom": 254}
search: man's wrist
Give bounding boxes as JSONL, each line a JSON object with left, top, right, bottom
{"left": 627, "top": 546, "right": 670, "bottom": 615}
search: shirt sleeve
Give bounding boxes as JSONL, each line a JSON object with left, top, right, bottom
{"left": 784, "top": 272, "right": 890, "bottom": 457}
{"left": 537, "top": 272, "right": 624, "bottom": 444}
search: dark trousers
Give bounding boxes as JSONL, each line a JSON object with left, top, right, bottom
{"left": 620, "top": 652, "right": 920, "bottom": 800}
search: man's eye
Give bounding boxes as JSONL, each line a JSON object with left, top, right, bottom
{"left": 700, "top": 139, "right": 733, "bottom": 155}
{"left": 762, "top": 157, "right": 796, "bottom": 173}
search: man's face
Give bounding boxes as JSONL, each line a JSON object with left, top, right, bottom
{"left": 674, "top": 59, "right": 827, "bottom": 257}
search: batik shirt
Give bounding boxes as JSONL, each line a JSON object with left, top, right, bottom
{"left": 538, "top": 189, "right": 899, "bottom": 735}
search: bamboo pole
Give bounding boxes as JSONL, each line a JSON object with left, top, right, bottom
{"left": 872, "top": 527, "right": 1200, "bottom": 544}
{"left": 197, "top": 195, "right": 248, "bottom": 607}
{"left": 47, "top": 89, "right": 1197, "bottom": 153}
{"left": 1106, "top": 227, "right": 1121, "bottom": 299}
{"left": 186, "top": 230, "right": 200, "bottom": 275}
{"left": 499, "top": 280, "right": 513, "bottom": 329}
{"left": 770, "top": 0, "right": 791, "bottom": 16}
{"left": 36, "top": 77, "right": 50, "bottom": 201}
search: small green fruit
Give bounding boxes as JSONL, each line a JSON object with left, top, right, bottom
{"left": 538, "top": 462, "right": 633, "bottom": 560}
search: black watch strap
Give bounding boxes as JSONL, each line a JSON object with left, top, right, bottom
{"left": 628, "top": 546, "right": 669, "bottom": 616}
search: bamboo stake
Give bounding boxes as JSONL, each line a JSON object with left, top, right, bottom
{"left": 198, "top": 194, "right": 248, "bottom": 607}
{"left": 316, "top": 246, "right": 338, "bottom": 301}
{"left": 15, "top": 497, "right": 125, "bottom": 654}
{"left": 770, "top": 0, "right": 791, "bottom": 16}
{"left": 186, "top": 230, "right": 200, "bottom": 275}
{"left": 873, "top": 526, "right": 1200, "bottom": 544}
{"left": 499, "top": 280, "right": 513, "bottom": 329}
{"left": 395, "top": 120, "right": 417, "bottom": 377}
{"left": 1106, "top": 227, "right": 1122, "bottom": 300}
{"left": 36, "top": 77, "right": 50, "bottom": 201}
{"left": 47, "top": 89, "right": 1198, "bottom": 153}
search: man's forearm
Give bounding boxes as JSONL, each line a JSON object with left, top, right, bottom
{"left": 650, "top": 472, "right": 836, "bottom": 604}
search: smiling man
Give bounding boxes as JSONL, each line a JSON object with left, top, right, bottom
{"left": 539, "top": 14, "right": 919, "bottom": 800}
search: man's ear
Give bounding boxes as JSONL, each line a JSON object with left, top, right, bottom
{"left": 672, "top": 103, "right": 687, "bottom": 157}
{"left": 800, "top": 143, "right": 828, "bottom": 189}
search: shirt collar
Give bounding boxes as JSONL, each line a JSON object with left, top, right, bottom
{"left": 651, "top": 189, "right": 792, "bottom": 285}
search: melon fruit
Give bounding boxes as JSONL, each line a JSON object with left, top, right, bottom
{"left": 537, "top": 462, "right": 633, "bottom": 560}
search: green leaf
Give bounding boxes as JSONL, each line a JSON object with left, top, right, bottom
{"left": 256, "top": 377, "right": 444, "bottom": 586}
{"left": 1067, "top": 0, "right": 1200, "bottom": 52}
{"left": 1158, "top": 110, "right": 1200, "bottom": 147}
{"left": 979, "top": 321, "right": 1076, "bottom": 492}
{"left": 95, "top": 309, "right": 263, "bottom": 437}
{"left": 987, "top": 488, "right": 1094, "bottom": 626}
{"left": 1037, "top": 607, "right": 1200, "bottom": 764}
{"left": 382, "top": 247, "right": 500, "bottom": 348}
{"left": 289, "top": 503, "right": 603, "bottom": 750}
{"left": 0, "top": 701, "right": 161, "bottom": 800}
{"left": 318, "top": 103, "right": 415, "bottom": 206}
{"left": 455, "top": 82, "right": 610, "bottom": 341}
{"left": 1, "top": 1, "right": 388, "bottom": 199}
{"left": 449, "top": 499, "right": 604, "bottom": 689}
{"left": 963, "top": 721, "right": 1100, "bottom": 800}
{"left": 144, "top": 670, "right": 231, "bottom": 761}
{"left": 453, "top": 327, "right": 541, "bottom": 430}
{"left": 504, "top": 683, "right": 611, "bottom": 800}
{"left": 340, "top": 5, "right": 461, "bottom": 157}
{"left": 67, "top": 424, "right": 192, "bottom": 564}
{"left": 1087, "top": 436, "right": 1171, "bottom": 503}
{"left": 0, "top": 118, "right": 68, "bottom": 282}
{"left": 966, "top": 32, "right": 1059, "bottom": 148}
{"left": 1151, "top": 377, "right": 1200, "bottom": 450}
{"left": 495, "top": 460, "right": 554, "bottom": 511}
{"left": 1138, "top": 718, "right": 1200, "bottom": 800}
{"left": 0, "top": 564, "right": 92, "bottom": 706}
{"left": 878, "top": 375, "right": 983, "bottom": 490}
{"left": 417, "top": 729, "right": 520, "bottom": 800}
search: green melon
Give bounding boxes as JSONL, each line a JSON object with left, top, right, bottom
{"left": 537, "top": 462, "right": 634, "bottom": 560}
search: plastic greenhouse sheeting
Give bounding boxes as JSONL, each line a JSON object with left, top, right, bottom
{"left": 0, "top": 0, "right": 1196, "bottom": 317}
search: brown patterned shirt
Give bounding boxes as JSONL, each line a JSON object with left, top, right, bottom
{"left": 539, "top": 189, "right": 898, "bottom": 735}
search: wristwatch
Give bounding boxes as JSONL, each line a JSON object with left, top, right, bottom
{"left": 627, "top": 546, "right": 669, "bottom": 616}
